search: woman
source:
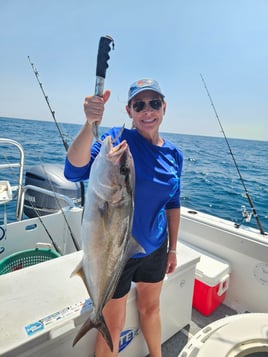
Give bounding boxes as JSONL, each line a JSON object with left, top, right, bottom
{"left": 64, "top": 78, "right": 183, "bottom": 357}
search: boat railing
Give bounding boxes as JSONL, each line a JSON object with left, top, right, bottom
{"left": 0, "top": 138, "right": 25, "bottom": 220}
{"left": 0, "top": 138, "right": 76, "bottom": 223}
{"left": 17, "top": 185, "right": 75, "bottom": 220}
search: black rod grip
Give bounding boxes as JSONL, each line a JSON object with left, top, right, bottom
{"left": 96, "top": 35, "right": 114, "bottom": 79}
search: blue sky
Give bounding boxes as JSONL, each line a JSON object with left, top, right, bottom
{"left": 1, "top": 0, "right": 267, "bottom": 140}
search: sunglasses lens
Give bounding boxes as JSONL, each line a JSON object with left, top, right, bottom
{"left": 133, "top": 101, "right": 145, "bottom": 112}
{"left": 132, "top": 99, "right": 162, "bottom": 112}
{"left": 150, "top": 99, "right": 162, "bottom": 110}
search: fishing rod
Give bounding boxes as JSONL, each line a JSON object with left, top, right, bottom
{"left": 28, "top": 198, "right": 63, "bottom": 255}
{"left": 28, "top": 57, "right": 85, "bottom": 205}
{"left": 200, "top": 74, "right": 267, "bottom": 236}
{"left": 28, "top": 56, "right": 69, "bottom": 151}
{"left": 92, "top": 35, "right": 114, "bottom": 140}
{"left": 28, "top": 56, "right": 82, "bottom": 250}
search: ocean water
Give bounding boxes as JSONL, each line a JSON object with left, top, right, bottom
{"left": 1, "top": 117, "right": 267, "bottom": 233}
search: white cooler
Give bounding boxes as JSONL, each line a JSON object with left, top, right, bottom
{"left": 180, "top": 241, "right": 230, "bottom": 316}
{"left": 0, "top": 245, "right": 199, "bottom": 357}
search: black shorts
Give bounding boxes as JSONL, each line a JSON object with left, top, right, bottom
{"left": 113, "top": 239, "right": 168, "bottom": 299}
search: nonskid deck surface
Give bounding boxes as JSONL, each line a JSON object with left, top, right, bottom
{"left": 155, "top": 304, "right": 237, "bottom": 357}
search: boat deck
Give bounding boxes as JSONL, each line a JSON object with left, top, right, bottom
{"left": 160, "top": 304, "right": 237, "bottom": 357}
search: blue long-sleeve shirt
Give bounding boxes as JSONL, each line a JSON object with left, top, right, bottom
{"left": 64, "top": 128, "right": 183, "bottom": 257}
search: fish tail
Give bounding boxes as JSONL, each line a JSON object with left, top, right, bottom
{"left": 72, "top": 314, "right": 113, "bottom": 352}
{"left": 96, "top": 314, "right": 114, "bottom": 352}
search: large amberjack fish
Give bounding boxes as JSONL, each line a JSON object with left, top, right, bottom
{"left": 72, "top": 135, "right": 144, "bottom": 351}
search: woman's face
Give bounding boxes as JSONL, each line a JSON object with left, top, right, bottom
{"left": 126, "top": 90, "right": 166, "bottom": 139}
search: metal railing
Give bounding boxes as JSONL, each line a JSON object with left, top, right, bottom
{"left": 0, "top": 138, "right": 25, "bottom": 220}
{"left": 0, "top": 138, "right": 75, "bottom": 222}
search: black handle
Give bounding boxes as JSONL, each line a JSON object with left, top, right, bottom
{"left": 95, "top": 35, "right": 114, "bottom": 96}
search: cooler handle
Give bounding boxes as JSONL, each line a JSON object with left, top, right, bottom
{"left": 217, "top": 274, "right": 229, "bottom": 296}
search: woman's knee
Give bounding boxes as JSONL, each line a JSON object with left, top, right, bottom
{"left": 136, "top": 283, "right": 162, "bottom": 316}
{"left": 137, "top": 297, "right": 160, "bottom": 317}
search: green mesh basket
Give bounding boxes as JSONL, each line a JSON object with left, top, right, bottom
{"left": 0, "top": 248, "right": 61, "bottom": 275}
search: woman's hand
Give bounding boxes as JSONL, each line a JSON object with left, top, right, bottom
{"left": 84, "top": 90, "right": 111, "bottom": 126}
{"left": 166, "top": 251, "right": 177, "bottom": 274}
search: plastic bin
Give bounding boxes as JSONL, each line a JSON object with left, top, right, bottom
{"left": 0, "top": 248, "right": 61, "bottom": 275}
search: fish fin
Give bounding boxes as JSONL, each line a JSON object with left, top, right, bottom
{"left": 72, "top": 314, "right": 113, "bottom": 352}
{"left": 72, "top": 317, "right": 94, "bottom": 347}
{"left": 127, "top": 236, "right": 146, "bottom": 257}
{"left": 70, "top": 261, "right": 92, "bottom": 296}
{"left": 111, "top": 124, "right": 125, "bottom": 144}
{"left": 70, "top": 260, "right": 85, "bottom": 280}
{"left": 70, "top": 261, "right": 88, "bottom": 289}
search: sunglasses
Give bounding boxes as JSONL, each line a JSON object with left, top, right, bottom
{"left": 132, "top": 99, "right": 163, "bottom": 112}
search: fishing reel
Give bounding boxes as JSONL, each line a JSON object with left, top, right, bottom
{"left": 241, "top": 205, "right": 253, "bottom": 222}
{"left": 235, "top": 205, "right": 253, "bottom": 228}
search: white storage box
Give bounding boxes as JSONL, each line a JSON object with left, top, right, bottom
{"left": 0, "top": 245, "right": 199, "bottom": 357}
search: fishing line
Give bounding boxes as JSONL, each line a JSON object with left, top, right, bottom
{"left": 200, "top": 74, "right": 266, "bottom": 236}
